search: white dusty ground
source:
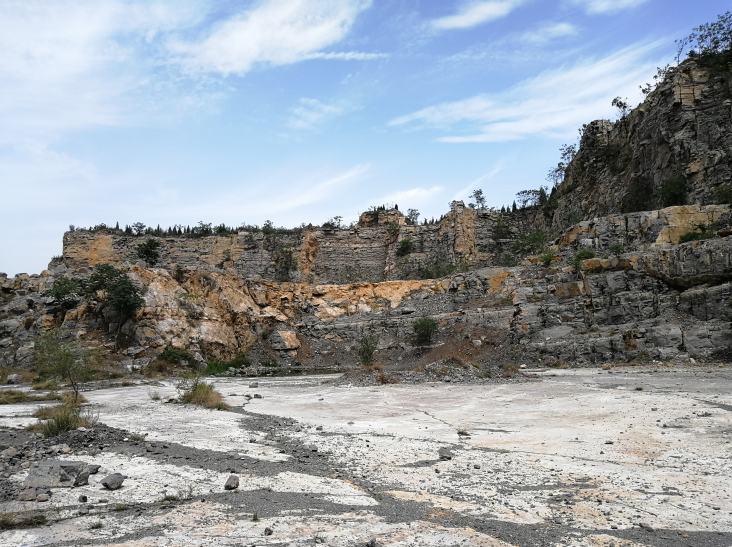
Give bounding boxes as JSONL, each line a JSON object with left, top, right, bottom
{"left": 1, "top": 364, "right": 731, "bottom": 546}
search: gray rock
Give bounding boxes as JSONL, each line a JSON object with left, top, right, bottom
{"left": 253, "top": 393, "right": 263, "bottom": 399}
{"left": 264, "top": 527, "right": 273, "bottom": 536}
{"left": 224, "top": 475, "right": 239, "bottom": 490}
{"left": 79, "top": 495, "right": 88, "bottom": 503}
{"left": 24, "top": 461, "right": 92, "bottom": 488}
{"left": 101, "top": 473, "right": 125, "bottom": 490}
{"left": 249, "top": 382, "right": 259, "bottom": 388}
{"left": 268, "top": 330, "right": 301, "bottom": 350}
{"left": 6, "top": 374, "right": 23, "bottom": 384}
{"left": 36, "top": 493, "right": 50, "bottom": 502}
{"left": 18, "top": 488, "right": 37, "bottom": 501}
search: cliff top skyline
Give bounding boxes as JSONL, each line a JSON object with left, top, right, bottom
{"left": 0, "top": 0, "right": 725, "bottom": 275}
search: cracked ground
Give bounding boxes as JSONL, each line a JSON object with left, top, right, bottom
{"left": 0, "top": 364, "right": 731, "bottom": 546}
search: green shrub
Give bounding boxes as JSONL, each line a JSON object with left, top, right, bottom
{"left": 496, "top": 253, "right": 518, "bottom": 267}
{"left": 33, "top": 330, "right": 97, "bottom": 404}
{"left": 158, "top": 345, "right": 194, "bottom": 364}
{"left": 570, "top": 249, "right": 596, "bottom": 272}
{"left": 43, "top": 276, "right": 81, "bottom": 310}
{"left": 512, "top": 230, "right": 548, "bottom": 255}
{"left": 355, "top": 330, "right": 379, "bottom": 367}
{"left": 396, "top": 238, "right": 414, "bottom": 257}
{"left": 609, "top": 243, "right": 624, "bottom": 255}
{"left": 538, "top": 248, "right": 556, "bottom": 267}
{"left": 136, "top": 238, "right": 162, "bottom": 267}
{"left": 679, "top": 224, "right": 716, "bottom": 243}
{"left": 413, "top": 316, "right": 439, "bottom": 345}
{"left": 660, "top": 174, "right": 687, "bottom": 207}
{"left": 712, "top": 185, "right": 732, "bottom": 205}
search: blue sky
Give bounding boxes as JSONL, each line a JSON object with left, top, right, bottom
{"left": 0, "top": 0, "right": 727, "bottom": 275}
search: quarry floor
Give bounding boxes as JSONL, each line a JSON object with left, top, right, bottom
{"left": 1, "top": 364, "right": 731, "bottom": 547}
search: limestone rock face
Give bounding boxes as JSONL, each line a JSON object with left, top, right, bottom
{"left": 269, "top": 331, "right": 301, "bottom": 350}
{"left": 547, "top": 59, "right": 732, "bottom": 229}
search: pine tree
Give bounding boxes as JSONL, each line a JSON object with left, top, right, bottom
{"left": 512, "top": 201, "right": 517, "bottom": 213}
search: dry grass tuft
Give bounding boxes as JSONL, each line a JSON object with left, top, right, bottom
{"left": 0, "top": 390, "right": 62, "bottom": 405}
{"left": 30, "top": 404, "right": 98, "bottom": 437}
{"left": 376, "top": 372, "right": 399, "bottom": 385}
{"left": 180, "top": 381, "right": 230, "bottom": 410}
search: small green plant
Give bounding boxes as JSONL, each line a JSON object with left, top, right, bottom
{"left": 147, "top": 388, "right": 160, "bottom": 400}
{"left": 512, "top": 229, "right": 548, "bottom": 255}
{"left": 395, "top": 238, "right": 414, "bottom": 257}
{"left": 570, "top": 249, "right": 596, "bottom": 273}
{"left": 252, "top": 512, "right": 259, "bottom": 522}
{"left": 172, "top": 264, "right": 185, "bottom": 282}
{"left": 538, "top": 247, "right": 556, "bottom": 267}
{"left": 90, "top": 522, "right": 103, "bottom": 530}
{"left": 712, "top": 184, "right": 732, "bottom": 205}
{"left": 136, "top": 238, "right": 162, "bottom": 267}
{"left": 609, "top": 243, "right": 624, "bottom": 256}
{"left": 386, "top": 222, "right": 400, "bottom": 237}
{"left": 34, "top": 404, "right": 99, "bottom": 438}
{"left": 660, "top": 173, "right": 687, "bottom": 207}
{"left": 679, "top": 224, "right": 716, "bottom": 243}
{"left": 413, "top": 316, "right": 439, "bottom": 345}
{"left": 157, "top": 345, "right": 194, "bottom": 365}
{"left": 33, "top": 330, "right": 98, "bottom": 403}
{"left": 113, "top": 503, "right": 129, "bottom": 511}
{"left": 355, "top": 329, "right": 379, "bottom": 368}
{"left": 457, "top": 428, "right": 469, "bottom": 436}
{"left": 43, "top": 276, "right": 81, "bottom": 310}
{"left": 496, "top": 252, "right": 518, "bottom": 267}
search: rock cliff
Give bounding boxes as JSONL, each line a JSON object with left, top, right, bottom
{"left": 3, "top": 204, "right": 732, "bottom": 371}
{"left": 4, "top": 55, "right": 732, "bottom": 372}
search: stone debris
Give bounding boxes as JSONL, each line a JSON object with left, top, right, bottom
{"left": 100, "top": 473, "right": 125, "bottom": 490}
{"left": 6, "top": 373, "right": 22, "bottom": 384}
{"left": 24, "top": 461, "right": 92, "bottom": 488}
{"left": 224, "top": 475, "right": 239, "bottom": 490}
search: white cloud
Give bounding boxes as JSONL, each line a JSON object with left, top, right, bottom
{"left": 389, "top": 42, "right": 666, "bottom": 143}
{"left": 0, "top": 0, "right": 205, "bottom": 145}
{"left": 572, "top": 0, "right": 650, "bottom": 15}
{"left": 171, "top": 0, "right": 374, "bottom": 75}
{"left": 306, "top": 52, "right": 388, "bottom": 61}
{"left": 431, "top": 1, "right": 524, "bottom": 30}
{"left": 370, "top": 186, "right": 444, "bottom": 207}
{"left": 288, "top": 98, "right": 347, "bottom": 130}
{"left": 451, "top": 167, "right": 503, "bottom": 201}
{"left": 521, "top": 22, "right": 578, "bottom": 44}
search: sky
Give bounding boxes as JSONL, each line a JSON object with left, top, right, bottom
{"left": 0, "top": 0, "right": 727, "bottom": 275}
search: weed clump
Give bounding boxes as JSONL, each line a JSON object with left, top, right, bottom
{"left": 31, "top": 404, "right": 98, "bottom": 438}
{"left": 413, "top": 316, "right": 439, "bottom": 345}
{"left": 177, "top": 377, "right": 230, "bottom": 410}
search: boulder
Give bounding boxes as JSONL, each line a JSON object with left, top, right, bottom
{"left": 269, "top": 331, "right": 301, "bottom": 350}
{"left": 101, "top": 473, "right": 126, "bottom": 490}
{"left": 224, "top": 475, "right": 239, "bottom": 490}
{"left": 24, "top": 461, "right": 92, "bottom": 488}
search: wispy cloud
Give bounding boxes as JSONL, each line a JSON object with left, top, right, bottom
{"left": 0, "top": 0, "right": 204, "bottom": 145}
{"left": 571, "top": 0, "right": 650, "bottom": 15}
{"left": 170, "top": 0, "right": 375, "bottom": 75}
{"left": 306, "top": 52, "right": 388, "bottom": 61}
{"left": 431, "top": 1, "right": 524, "bottom": 30}
{"left": 521, "top": 22, "right": 578, "bottom": 44}
{"left": 287, "top": 98, "right": 348, "bottom": 130}
{"left": 452, "top": 167, "right": 503, "bottom": 201}
{"left": 389, "top": 42, "right": 665, "bottom": 142}
{"left": 370, "top": 186, "right": 444, "bottom": 207}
